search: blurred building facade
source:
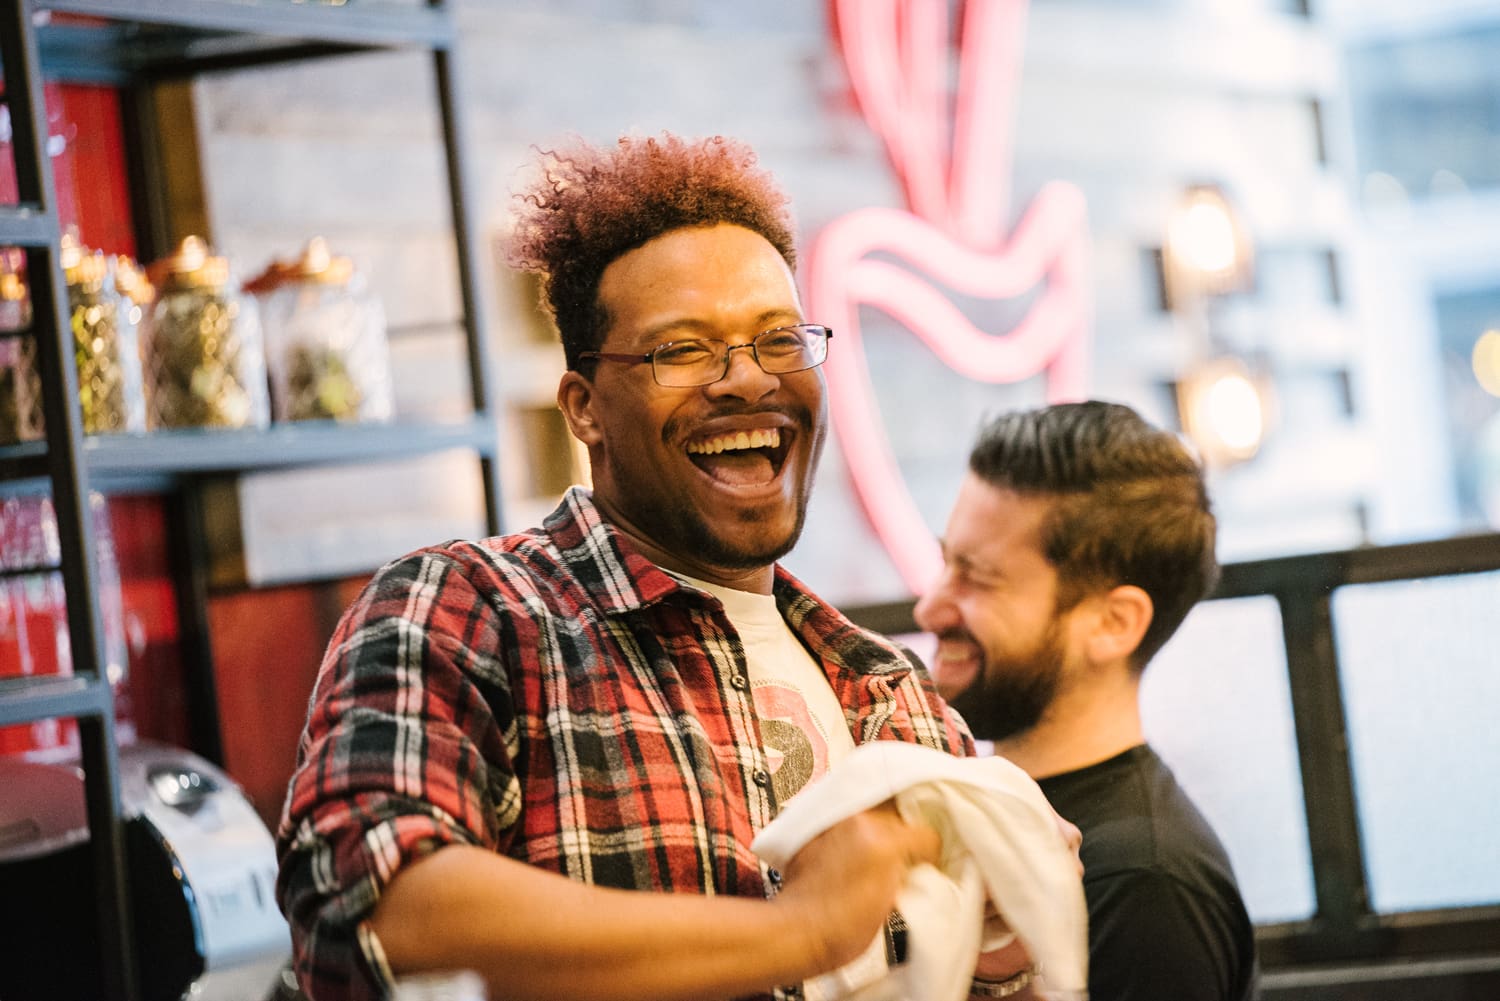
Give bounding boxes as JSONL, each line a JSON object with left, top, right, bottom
{"left": 187, "top": 0, "right": 1431, "bottom": 599}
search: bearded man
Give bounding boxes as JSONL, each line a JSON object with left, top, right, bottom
{"left": 916, "top": 401, "right": 1258, "bottom": 1001}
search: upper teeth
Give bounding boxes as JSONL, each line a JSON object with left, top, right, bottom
{"left": 686, "top": 428, "right": 782, "bottom": 455}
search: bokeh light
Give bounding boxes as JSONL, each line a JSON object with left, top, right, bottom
{"left": 1472, "top": 329, "right": 1500, "bottom": 398}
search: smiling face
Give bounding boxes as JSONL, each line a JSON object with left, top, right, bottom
{"left": 557, "top": 224, "right": 827, "bottom": 590}
{"left": 913, "top": 474, "right": 1084, "bottom": 741}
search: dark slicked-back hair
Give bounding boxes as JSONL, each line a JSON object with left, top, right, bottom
{"left": 507, "top": 133, "right": 798, "bottom": 371}
{"left": 970, "top": 400, "right": 1219, "bottom": 669}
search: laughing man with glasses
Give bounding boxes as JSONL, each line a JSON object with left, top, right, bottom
{"left": 278, "top": 135, "right": 1069, "bottom": 1001}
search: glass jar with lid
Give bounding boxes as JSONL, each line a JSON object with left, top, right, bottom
{"left": 63, "top": 234, "right": 151, "bottom": 435}
{"left": 246, "top": 237, "right": 394, "bottom": 424}
{"left": 0, "top": 247, "right": 44, "bottom": 446}
{"left": 142, "top": 236, "right": 269, "bottom": 430}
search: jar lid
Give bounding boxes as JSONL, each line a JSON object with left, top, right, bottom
{"left": 59, "top": 229, "right": 85, "bottom": 272}
{"left": 62, "top": 232, "right": 110, "bottom": 290}
{"left": 62, "top": 233, "right": 152, "bottom": 300}
{"left": 243, "top": 237, "right": 354, "bottom": 294}
{"left": 112, "top": 256, "right": 154, "bottom": 305}
{"left": 0, "top": 249, "right": 24, "bottom": 303}
{"left": 148, "top": 236, "right": 231, "bottom": 291}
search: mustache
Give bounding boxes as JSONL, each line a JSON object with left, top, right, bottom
{"left": 663, "top": 403, "right": 817, "bottom": 442}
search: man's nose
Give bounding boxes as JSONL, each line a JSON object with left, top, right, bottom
{"left": 707, "top": 343, "right": 778, "bottom": 400}
{"left": 913, "top": 582, "right": 951, "bottom": 633}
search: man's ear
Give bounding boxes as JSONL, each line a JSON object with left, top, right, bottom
{"left": 1086, "top": 584, "right": 1153, "bottom": 666}
{"left": 557, "top": 370, "right": 603, "bottom": 447}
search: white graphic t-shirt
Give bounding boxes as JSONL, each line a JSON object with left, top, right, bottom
{"left": 673, "top": 574, "right": 856, "bottom": 803}
{"left": 674, "top": 573, "right": 889, "bottom": 999}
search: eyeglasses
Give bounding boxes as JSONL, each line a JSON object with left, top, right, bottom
{"left": 579, "top": 323, "right": 833, "bottom": 388}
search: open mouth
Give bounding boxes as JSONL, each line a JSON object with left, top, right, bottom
{"left": 685, "top": 427, "right": 791, "bottom": 486}
{"left": 930, "top": 634, "right": 982, "bottom": 698}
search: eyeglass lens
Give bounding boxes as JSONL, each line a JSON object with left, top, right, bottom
{"left": 652, "top": 325, "right": 829, "bottom": 387}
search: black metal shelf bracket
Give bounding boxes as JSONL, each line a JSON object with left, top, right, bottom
{"left": 0, "top": 673, "right": 112, "bottom": 726}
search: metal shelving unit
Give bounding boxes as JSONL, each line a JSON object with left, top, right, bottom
{"left": 1, "top": 1, "right": 135, "bottom": 993}
{"left": 0, "top": 3, "right": 502, "bottom": 997}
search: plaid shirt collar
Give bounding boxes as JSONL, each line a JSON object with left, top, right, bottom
{"left": 545, "top": 486, "right": 914, "bottom": 681}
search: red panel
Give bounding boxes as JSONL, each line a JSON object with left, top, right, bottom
{"left": 108, "top": 495, "right": 190, "bottom": 750}
{"left": 54, "top": 84, "right": 137, "bottom": 257}
{"left": 0, "top": 568, "right": 74, "bottom": 758}
{"left": 207, "top": 577, "right": 370, "bottom": 828}
{"left": 0, "top": 83, "right": 136, "bottom": 251}
{"left": 0, "top": 90, "right": 16, "bottom": 206}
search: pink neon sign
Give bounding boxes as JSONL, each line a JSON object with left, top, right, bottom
{"left": 807, "top": 0, "right": 1093, "bottom": 593}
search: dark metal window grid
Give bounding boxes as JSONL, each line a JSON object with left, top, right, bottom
{"left": 842, "top": 531, "right": 1500, "bottom": 989}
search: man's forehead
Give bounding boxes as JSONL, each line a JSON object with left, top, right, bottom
{"left": 597, "top": 225, "right": 802, "bottom": 340}
{"left": 948, "top": 483, "right": 1051, "bottom": 556}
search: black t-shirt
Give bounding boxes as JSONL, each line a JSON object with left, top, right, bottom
{"left": 1038, "top": 745, "right": 1258, "bottom": 1001}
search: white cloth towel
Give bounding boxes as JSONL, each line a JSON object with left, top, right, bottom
{"left": 752, "top": 742, "right": 1089, "bottom": 1001}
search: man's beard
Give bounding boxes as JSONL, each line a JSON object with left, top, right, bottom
{"left": 653, "top": 402, "right": 824, "bottom": 570}
{"left": 674, "top": 495, "right": 808, "bottom": 569}
{"left": 944, "top": 618, "right": 1067, "bottom": 743}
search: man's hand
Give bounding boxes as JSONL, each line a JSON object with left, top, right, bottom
{"left": 1055, "top": 810, "right": 1083, "bottom": 875}
{"left": 974, "top": 931, "right": 1033, "bottom": 981}
{"left": 972, "top": 803, "right": 1083, "bottom": 985}
{"left": 772, "top": 801, "right": 941, "bottom": 972}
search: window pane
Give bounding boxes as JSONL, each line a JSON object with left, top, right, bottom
{"left": 1346, "top": 23, "right": 1500, "bottom": 200}
{"left": 1143, "top": 596, "right": 1315, "bottom": 923}
{"left": 1332, "top": 570, "right": 1500, "bottom": 913}
{"left": 1432, "top": 286, "right": 1500, "bottom": 529}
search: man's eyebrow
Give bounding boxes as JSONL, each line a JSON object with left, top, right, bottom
{"left": 632, "top": 311, "right": 802, "bottom": 344}
{"left": 937, "top": 541, "right": 968, "bottom": 569}
{"left": 635, "top": 318, "right": 714, "bottom": 342}
{"left": 942, "top": 544, "right": 1002, "bottom": 580}
{"left": 755, "top": 308, "right": 804, "bottom": 327}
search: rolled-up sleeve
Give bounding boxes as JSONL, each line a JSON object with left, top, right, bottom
{"left": 275, "top": 549, "right": 520, "bottom": 1001}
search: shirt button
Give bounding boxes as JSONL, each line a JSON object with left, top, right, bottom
{"left": 731, "top": 674, "right": 750, "bottom": 691}
{"left": 752, "top": 768, "right": 771, "bottom": 787}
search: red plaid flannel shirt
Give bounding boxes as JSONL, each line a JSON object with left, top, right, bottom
{"left": 276, "top": 487, "right": 973, "bottom": 1000}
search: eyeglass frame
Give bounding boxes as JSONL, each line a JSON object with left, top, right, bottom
{"left": 577, "top": 323, "right": 834, "bottom": 388}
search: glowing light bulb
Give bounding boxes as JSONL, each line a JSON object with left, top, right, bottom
{"left": 1172, "top": 200, "right": 1239, "bottom": 275}
{"left": 1178, "top": 357, "right": 1270, "bottom": 466}
{"left": 1473, "top": 329, "right": 1500, "bottom": 398}
{"left": 1162, "top": 185, "right": 1251, "bottom": 307}
{"left": 1202, "top": 370, "right": 1264, "bottom": 453}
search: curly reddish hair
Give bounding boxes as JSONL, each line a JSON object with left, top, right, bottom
{"left": 507, "top": 133, "right": 798, "bottom": 370}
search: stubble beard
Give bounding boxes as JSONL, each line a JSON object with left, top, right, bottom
{"left": 670, "top": 480, "right": 812, "bottom": 570}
